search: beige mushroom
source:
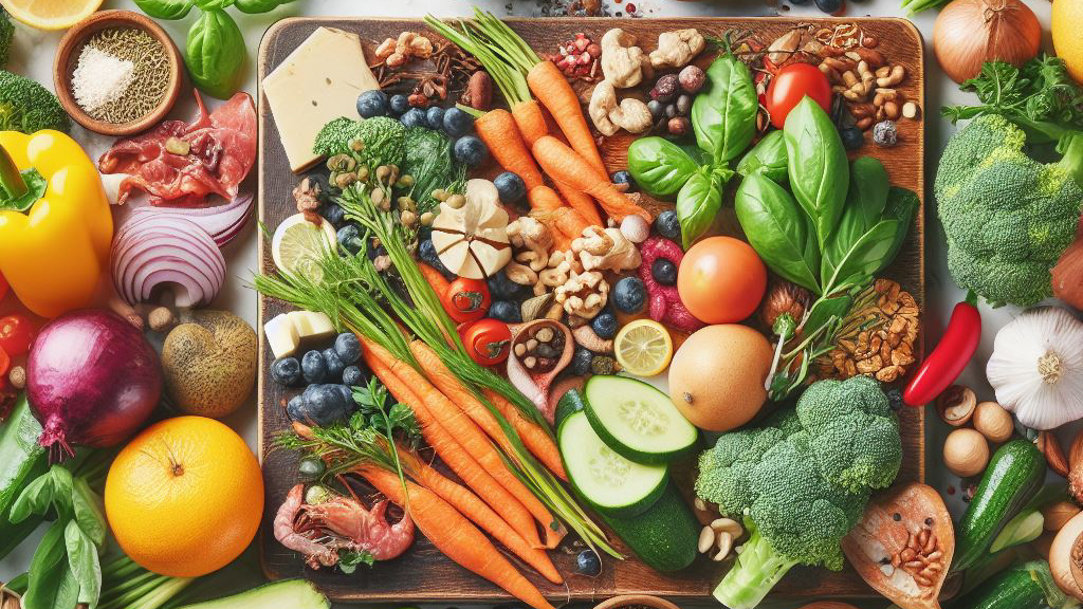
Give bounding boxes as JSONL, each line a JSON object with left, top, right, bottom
{"left": 649, "top": 28, "right": 706, "bottom": 69}
{"left": 600, "top": 28, "right": 649, "bottom": 88}
{"left": 588, "top": 80, "right": 620, "bottom": 137}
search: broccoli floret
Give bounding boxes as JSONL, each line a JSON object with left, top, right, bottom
{"left": 695, "top": 377, "right": 901, "bottom": 609}
{"left": 0, "top": 70, "right": 69, "bottom": 134}
{"left": 796, "top": 375, "right": 902, "bottom": 493}
{"left": 0, "top": 9, "right": 13, "bottom": 69}
{"left": 935, "top": 114, "right": 1083, "bottom": 306}
{"left": 312, "top": 116, "right": 406, "bottom": 169}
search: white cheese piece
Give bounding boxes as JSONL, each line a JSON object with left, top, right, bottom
{"left": 263, "top": 27, "right": 380, "bottom": 173}
{"left": 287, "top": 310, "right": 336, "bottom": 342}
{"left": 264, "top": 313, "right": 300, "bottom": 359}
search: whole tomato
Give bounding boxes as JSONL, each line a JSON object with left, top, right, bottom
{"left": 443, "top": 278, "right": 491, "bottom": 324}
{"left": 460, "top": 319, "right": 512, "bottom": 366}
{"left": 0, "top": 315, "right": 35, "bottom": 357}
{"left": 677, "top": 236, "right": 767, "bottom": 324}
{"left": 766, "top": 63, "right": 832, "bottom": 129}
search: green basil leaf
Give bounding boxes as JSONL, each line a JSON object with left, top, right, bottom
{"left": 691, "top": 53, "right": 758, "bottom": 165}
{"left": 47, "top": 466, "right": 74, "bottom": 518}
{"left": 23, "top": 522, "right": 80, "bottom": 609}
{"left": 9, "top": 472, "right": 53, "bottom": 524}
{"left": 193, "top": 0, "right": 236, "bottom": 8}
{"left": 803, "top": 294, "right": 852, "bottom": 340}
{"left": 784, "top": 97, "right": 849, "bottom": 248}
{"left": 64, "top": 521, "right": 101, "bottom": 608}
{"left": 235, "top": 0, "right": 283, "bottom": 13}
{"left": 736, "top": 130, "right": 788, "bottom": 184}
{"left": 823, "top": 156, "right": 889, "bottom": 280}
{"left": 627, "top": 137, "right": 700, "bottom": 198}
{"left": 71, "top": 478, "right": 106, "bottom": 547}
{"left": 735, "top": 172, "right": 820, "bottom": 293}
{"left": 186, "top": 9, "right": 246, "bottom": 99}
{"left": 880, "top": 186, "right": 920, "bottom": 266}
{"left": 676, "top": 169, "right": 724, "bottom": 249}
{"left": 826, "top": 220, "right": 900, "bottom": 290}
{"left": 133, "top": 0, "right": 193, "bottom": 19}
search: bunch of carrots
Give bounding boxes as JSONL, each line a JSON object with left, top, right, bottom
{"left": 426, "top": 11, "right": 652, "bottom": 250}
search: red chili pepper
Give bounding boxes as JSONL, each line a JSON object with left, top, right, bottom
{"left": 460, "top": 319, "right": 512, "bottom": 366}
{"left": 903, "top": 292, "right": 981, "bottom": 407}
{"left": 442, "top": 278, "right": 491, "bottom": 324}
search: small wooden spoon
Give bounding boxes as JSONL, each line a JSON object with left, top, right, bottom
{"left": 506, "top": 319, "right": 573, "bottom": 423}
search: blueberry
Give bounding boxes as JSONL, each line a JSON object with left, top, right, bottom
{"left": 270, "top": 357, "right": 302, "bottom": 387}
{"left": 293, "top": 384, "right": 352, "bottom": 426}
{"left": 301, "top": 350, "right": 327, "bottom": 384}
{"left": 337, "top": 224, "right": 364, "bottom": 255}
{"left": 591, "top": 312, "right": 618, "bottom": 339}
{"left": 576, "top": 550, "right": 601, "bottom": 576}
{"left": 388, "top": 94, "right": 410, "bottom": 116}
{"left": 488, "top": 300, "right": 521, "bottom": 323}
{"left": 652, "top": 258, "right": 678, "bottom": 285}
{"left": 286, "top": 394, "right": 307, "bottom": 421}
{"left": 419, "top": 239, "right": 453, "bottom": 278}
{"left": 356, "top": 89, "right": 389, "bottom": 118}
{"left": 488, "top": 270, "right": 528, "bottom": 301}
{"left": 299, "top": 457, "right": 325, "bottom": 480}
{"left": 654, "top": 210, "right": 681, "bottom": 241}
{"left": 442, "top": 107, "right": 474, "bottom": 137}
{"left": 333, "top": 333, "right": 361, "bottom": 364}
{"left": 494, "top": 171, "right": 527, "bottom": 205}
{"left": 333, "top": 383, "right": 354, "bottom": 407}
{"left": 453, "top": 136, "right": 489, "bottom": 168}
{"left": 610, "top": 170, "right": 636, "bottom": 192}
{"left": 400, "top": 108, "right": 428, "bottom": 128}
{"left": 612, "top": 277, "right": 647, "bottom": 314}
{"left": 425, "top": 106, "right": 446, "bottom": 130}
{"left": 323, "top": 203, "right": 346, "bottom": 227}
{"left": 571, "top": 347, "right": 594, "bottom": 376}
{"left": 840, "top": 125, "right": 865, "bottom": 150}
{"left": 814, "top": 0, "right": 843, "bottom": 12}
{"left": 342, "top": 365, "right": 366, "bottom": 387}
{"left": 322, "top": 348, "right": 346, "bottom": 381}
{"left": 647, "top": 99, "right": 666, "bottom": 120}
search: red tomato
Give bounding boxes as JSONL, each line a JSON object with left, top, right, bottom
{"left": 460, "top": 319, "right": 511, "bottom": 366}
{"left": 765, "top": 63, "right": 832, "bottom": 129}
{"left": 0, "top": 273, "right": 7, "bottom": 302}
{"left": 443, "top": 278, "right": 491, "bottom": 324}
{"left": 677, "top": 237, "right": 767, "bottom": 324}
{"left": 0, "top": 347, "right": 9, "bottom": 381}
{"left": 0, "top": 315, "right": 34, "bottom": 357}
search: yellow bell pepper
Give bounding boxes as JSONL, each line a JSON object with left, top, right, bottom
{"left": 0, "top": 130, "right": 112, "bottom": 318}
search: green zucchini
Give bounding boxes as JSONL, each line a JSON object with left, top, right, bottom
{"left": 176, "top": 579, "right": 330, "bottom": 609}
{"left": 954, "top": 439, "right": 1046, "bottom": 571}
{"left": 0, "top": 394, "right": 47, "bottom": 560}
{"left": 950, "top": 561, "right": 1076, "bottom": 609}
{"left": 593, "top": 483, "right": 700, "bottom": 573}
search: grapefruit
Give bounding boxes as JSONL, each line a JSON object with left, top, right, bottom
{"left": 1053, "top": 0, "right": 1083, "bottom": 84}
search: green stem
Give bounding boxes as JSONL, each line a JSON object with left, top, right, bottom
{"left": 0, "top": 143, "right": 27, "bottom": 201}
{"left": 712, "top": 526, "right": 799, "bottom": 609}
{"left": 1058, "top": 129, "right": 1083, "bottom": 189}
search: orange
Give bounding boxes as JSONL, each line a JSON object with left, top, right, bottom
{"left": 677, "top": 236, "right": 767, "bottom": 324}
{"left": 104, "top": 416, "right": 264, "bottom": 577}
{"left": 1053, "top": 0, "right": 1083, "bottom": 84}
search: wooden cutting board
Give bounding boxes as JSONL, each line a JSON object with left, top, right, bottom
{"left": 256, "top": 16, "right": 926, "bottom": 604}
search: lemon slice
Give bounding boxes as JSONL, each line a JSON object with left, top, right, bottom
{"left": 271, "top": 213, "right": 337, "bottom": 283}
{"left": 1, "top": 0, "right": 103, "bottom": 31}
{"left": 614, "top": 319, "right": 674, "bottom": 377}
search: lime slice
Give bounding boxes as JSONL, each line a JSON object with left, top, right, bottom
{"left": 271, "top": 214, "right": 337, "bottom": 283}
{"left": 614, "top": 319, "right": 674, "bottom": 377}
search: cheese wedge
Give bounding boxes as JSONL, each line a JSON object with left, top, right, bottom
{"left": 286, "top": 310, "right": 336, "bottom": 343}
{"left": 264, "top": 313, "right": 300, "bottom": 359}
{"left": 263, "top": 27, "right": 380, "bottom": 172}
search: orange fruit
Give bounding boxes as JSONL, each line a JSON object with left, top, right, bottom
{"left": 677, "top": 236, "right": 767, "bottom": 324}
{"left": 1053, "top": 0, "right": 1083, "bottom": 84}
{"left": 104, "top": 416, "right": 264, "bottom": 577}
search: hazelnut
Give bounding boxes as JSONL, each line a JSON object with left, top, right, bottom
{"left": 463, "top": 71, "right": 494, "bottom": 111}
{"left": 678, "top": 64, "right": 706, "bottom": 93}
{"left": 972, "top": 401, "right": 1013, "bottom": 443}
{"left": 943, "top": 428, "right": 989, "bottom": 478}
{"left": 667, "top": 116, "right": 691, "bottom": 136}
{"left": 650, "top": 74, "right": 680, "bottom": 102}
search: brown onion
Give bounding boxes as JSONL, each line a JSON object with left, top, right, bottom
{"left": 934, "top": 0, "right": 1041, "bottom": 83}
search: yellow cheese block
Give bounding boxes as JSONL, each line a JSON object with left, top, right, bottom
{"left": 263, "top": 27, "right": 380, "bottom": 173}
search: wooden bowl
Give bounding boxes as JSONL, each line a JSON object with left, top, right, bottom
{"left": 593, "top": 594, "right": 682, "bottom": 609}
{"left": 53, "top": 10, "right": 183, "bottom": 136}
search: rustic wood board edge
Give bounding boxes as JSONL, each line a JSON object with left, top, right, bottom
{"left": 255, "top": 16, "right": 926, "bottom": 603}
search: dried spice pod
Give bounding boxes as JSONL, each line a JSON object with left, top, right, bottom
{"left": 842, "top": 482, "right": 954, "bottom": 609}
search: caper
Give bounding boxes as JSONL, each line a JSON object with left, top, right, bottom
{"left": 401, "top": 210, "right": 417, "bottom": 226}
{"left": 356, "top": 166, "right": 370, "bottom": 181}
{"left": 396, "top": 174, "right": 415, "bottom": 188}
{"left": 432, "top": 188, "right": 449, "bottom": 201}
{"left": 420, "top": 211, "right": 435, "bottom": 226}
{"left": 299, "top": 457, "right": 326, "bottom": 480}
{"left": 445, "top": 193, "right": 466, "bottom": 209}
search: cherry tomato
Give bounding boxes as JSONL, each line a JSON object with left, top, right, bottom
{"left": 765, "top": 63, "right": 832, "bottom": 129}
{"left": 443, "top": 278, "right": 491, "bottom": 324}
{"left": 677, "top": 236, "right": 767, "bottom": 324}
{"left": 0, "top": 315, "right": 34, "bottom": 357}
{"left": 460, "top": 319, "right": 512, "bottom": 366}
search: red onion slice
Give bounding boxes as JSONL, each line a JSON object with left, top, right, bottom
{"left": 128, "top": 193, "right": 254, "bottom": 247}
{"left": 111, "top": 214, "right": 226, "bottom": 307}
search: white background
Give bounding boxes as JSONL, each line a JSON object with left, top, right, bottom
{"left": 0, "top": 0, "right": 1062, "bottom": 606}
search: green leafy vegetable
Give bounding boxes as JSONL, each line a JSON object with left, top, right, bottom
{"left": 336, "top": 549, "right": 376, "bottom": 574}
{"left": 0, "top": 8, "right": 14, "bottom": 69}
{"left": 185, "top": 9, "right": 246, "bottom": 99}
{"left": 736, "top": 129, "right": 788, "bottom": 184}
{"left": 0, "top": 70, "right": 70, "bottom": 134}
{"left": 676, "top": 169, "right": 726, "bottom": 250}
{"left": 691, "top": 50, "right": 759, "bottom": 165}
{"left": 627, "top": 137, "right": 700, "bottom": 197}
{"left": 734, "top": 172, "right": 819, "bottom": 292}
{"left": 23, "top": 523, "right": 80, "bottom": 609}
{"left": 402, "top": 126, "right": 458, "bottom": 208}
{"left": 784, "top": 97, "right": 849, "bottom": 248}
{"left": 64, "top": 520, "right": 101, "bottom": 608}
{"left": 134, "top": 0, "right": 195, "bottom": 19}
{"left": 234, "top": 0, "right": 287, "bottom": 12}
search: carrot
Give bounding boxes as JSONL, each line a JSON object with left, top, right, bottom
{"left": 417, "top": 262, "right": 451, "bottom": 295}
{"left": 532, "top": 206, "right": 592, "bottom": 243}
{"left": 482, "top": 390, "right": 565, "bottom": 481}
{"left": 360, "top": 467, "right": 556, "bottom": 609}
{"left": 526, "top": 60, "right": 607, "bottom": 180}
{"left": 533, "top": 136, "right": 651, "bottom": 223}
{"left": 527, "top": 185, "right": 564, "bottom": 213}
{"left": 361, "top": 341, "right": 542, "bottom": 548}
{"left": 554, "top": 181, "right": 603, "bottom": 227}
{"left": 476, "top": 110, "right": 543, "bottom": 190}
{"left": 510, "top": 100, "right": 548, "bottom": 147}
{"left": 396, "top": 449, "right": 563, "bottom": 584}
{"left": 362, "top": 338, "right": 565, "bottom": 548}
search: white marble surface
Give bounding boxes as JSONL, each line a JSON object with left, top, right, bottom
{"left": 0, "top": 0, "right": 1062, "bottom": 605}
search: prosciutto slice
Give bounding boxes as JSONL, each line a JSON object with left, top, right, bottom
{"left": 99, "top": 91, "right": 257, "bottom": 207}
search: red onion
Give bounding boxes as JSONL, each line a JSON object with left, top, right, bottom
{"left": 28, "top": 310, "right": 162, "bottom": 458}
{"left": 111, "top": 213, "right": 226, "bottom": 307}
{"left": 128, "top": 193, "right": 254, "bottom": 247}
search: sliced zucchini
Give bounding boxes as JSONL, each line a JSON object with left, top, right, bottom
{"left": 557, "top": 390, "right": 667, "bottom": 518}
{"left": 583, "top": 375, "right": 698, "bottom": 465}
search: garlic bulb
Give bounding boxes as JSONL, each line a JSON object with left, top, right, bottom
{"left": 431, "top": 179, "right": 512, "bottom": 279}
{"left": 987, "top": 307, "right": 1083, "bottom": 430}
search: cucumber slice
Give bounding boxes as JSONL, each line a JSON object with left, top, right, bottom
{"left": 583, "top": 375, "right": 698, "bottom": 465}
{"left": 557, "top": 392, "right": 667, "bottom": 518}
